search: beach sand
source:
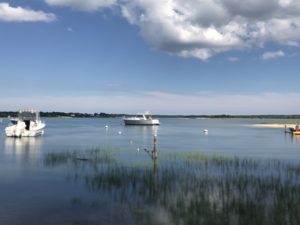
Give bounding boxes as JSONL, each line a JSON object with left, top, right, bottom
{"left": 251, "top": 123, "right": 298, "bottom": 128}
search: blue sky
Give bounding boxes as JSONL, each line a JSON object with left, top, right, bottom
{"left": 0, "top": 0, "right": 300, "bottom": 114}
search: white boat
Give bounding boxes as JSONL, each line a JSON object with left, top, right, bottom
{"left": 5, "top": 109, "right": 46, "bottom": 137}
{"left": 123, "top": 112, "right": 160, "bottom": 125}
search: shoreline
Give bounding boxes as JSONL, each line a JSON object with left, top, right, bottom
{"left": 251, "top": 123, "right": 299, "bottom": 128}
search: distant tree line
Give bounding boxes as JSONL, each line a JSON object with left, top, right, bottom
{"left": 162, "top": 114, "right": 300, "bottom": 119}
{"left": 0, "top": 111, "right": 300, "bottom": 119}
{"left": 39, "top": 112, "right": 126, "bottom": 118}
{"left": 0, "top": 111, "right": 125, "bottom": 118}
{"left": 0, "top": 111, "right": 18, "bottom": 118}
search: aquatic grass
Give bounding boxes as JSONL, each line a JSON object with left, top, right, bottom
{"left": 43, "top": 152, "right": 73, "bottom": 166}
{"left": 44, "top": 150, "right": 300, "bottom": 225}
{"left": 43, "top": 147, "right": 116, "bottom": 167}
{"left": 85, "top": 147, "right": 116, "bottom": 164}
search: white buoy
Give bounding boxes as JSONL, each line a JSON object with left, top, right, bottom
{"left": 105, "top": 125, "right": 108, "bottom": 128}
{"left": 118, "top": 131, "right": 122, "bottom": 135}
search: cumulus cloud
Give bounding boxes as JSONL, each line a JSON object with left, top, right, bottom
{"left": 43, "top": 0, "right": 300, "bottom": 60}
{"left": 261, "top": 50, "right": 285, "bottom": 60}
{"left": 1, "top": 92, "right": 299, "bottom": 114}
{"left": 0, "top": 2, "right": 56, "bottom": 22}
{"left": 120, "top": 0, "right": 300, "bottom": 60}
{"left": 45, "top": 0, "right": 117, "bottom": 11}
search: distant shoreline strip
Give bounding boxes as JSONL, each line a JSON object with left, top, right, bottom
{"left": 251, "top": 124, "right": 298, "bottom": 128}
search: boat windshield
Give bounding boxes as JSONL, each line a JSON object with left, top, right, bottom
{"left": 18, "top": 111, "right": 39, "bottom": 121}
{"left": 10, "top": 120, "right": 18, "bottom": 125}
{"left": 134, "top": 112, "right": 153, "bottom": 120}
{"left": 145, "top": 114, "right": 152, "bottom": 120}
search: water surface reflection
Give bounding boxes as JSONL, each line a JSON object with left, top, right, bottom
{"left": 42, "top": 142, "right": 300, "bottom": 225}
{"left": 2, "top": 118, "right": 300, "bottom": 225}
{"left": 4, "top": 137, "right": 43, "bottom": 164}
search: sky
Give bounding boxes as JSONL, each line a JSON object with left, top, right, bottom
{"left": 0, "top": 0, "right": 300, "bottom": 114}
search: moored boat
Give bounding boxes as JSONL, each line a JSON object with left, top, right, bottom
{"left": 5, "top": 109, "right": 46, "bottom": 137}
{"left": 285, "top": 124, "right": 300, "bottom": 135}
{"left": 123, "top": 112, "right": 160, "bottom": 125}
{"left": 292, "top": 126, "right": 300, "bottom": 135}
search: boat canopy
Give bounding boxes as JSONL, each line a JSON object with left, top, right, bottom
{"left": 18, "top": 109, "right": 40, "bottom": 121}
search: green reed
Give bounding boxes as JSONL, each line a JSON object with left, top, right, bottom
{"left": 44, "top": 147, "right": 116, "bottom": 167}
{"left": 44, "top": 149, "right": 300, "bottom": 225}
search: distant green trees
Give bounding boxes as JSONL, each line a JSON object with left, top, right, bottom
{"left": 0, "top": 111, "right": 300, "bottom": 119}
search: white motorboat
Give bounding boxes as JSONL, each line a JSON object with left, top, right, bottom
{"left": 123, "top": 112, "right": 160, "bottom": 125}
{"left": 5, "top": 109, "right": 46, "bottom": 137}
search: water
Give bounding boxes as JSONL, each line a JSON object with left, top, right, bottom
{"left": 2, "top": 118, "right": 300, "bottom": 160}
{"left": 0, "top": 118, "right": 300, "bottom": 225}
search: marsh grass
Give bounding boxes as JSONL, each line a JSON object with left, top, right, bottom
{"left": 44, "top": 149, "right": 300, "bottom": 225}
{"left": 44, "top": 147, "right": 116, "bottom": 167}
{"left": 44, "top": 152, "right": 72, "bottom": 166}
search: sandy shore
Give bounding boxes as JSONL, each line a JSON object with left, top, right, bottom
{"left": 251, "top": 124, "right": 299, "bottom": 128}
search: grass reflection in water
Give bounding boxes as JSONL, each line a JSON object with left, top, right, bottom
{"left": 44, "top": 148, "right": 300, "bottom": 225}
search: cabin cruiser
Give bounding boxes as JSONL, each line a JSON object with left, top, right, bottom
{"left": 123, "top": 112, "right": 160, "bottom": 125}
{"left": 5, "top": 109, "right": 46, "bottom": 137}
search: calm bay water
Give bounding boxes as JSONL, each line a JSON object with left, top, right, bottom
{"left": 0, "top": 118, "right": 300, "bottom": 225}
{"left": 1, "top": 118, "right": 300, "bottom": 160}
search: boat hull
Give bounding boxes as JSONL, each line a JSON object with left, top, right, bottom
{"left": 5, "top": 123, "right": 45, "bottom": 137}
{"left": 124, "top": 119, "right": 160, "bottom": 125}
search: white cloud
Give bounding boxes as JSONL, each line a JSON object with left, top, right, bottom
{"left": 0, "top": 3, "right": 56, "bottom": 22}
{"left": 43, "top": 0, "right": 300, "bottom": 60}
{"left": 45, "top": 0, "right": 117, "bottom": 11}
{"left": 261, "top": 50, "right": 285, "bottom": 60}
{"left": 120, "top": 0, "right": 300, "bottom": 60}
{"left": 1, "top": 92, "right": 299, "bottom": 114}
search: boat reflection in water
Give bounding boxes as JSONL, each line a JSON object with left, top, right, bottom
{"left": 4, "top": 137, "right": 44, "bottom": 164}
{"left": 124, "top": 124, "right": 159, "bottom": 150}
{"left": 284, "top": 129, "right": 300, "bottom": 143}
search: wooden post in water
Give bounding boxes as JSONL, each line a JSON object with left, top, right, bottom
{"left": 285, "top": 124, "right": 287, "bottom": 133}
{"left": 151, "top": 134, "right": 158, "bottom": 197}
{"left": 152, "top": 134, "right": 158, "bottom": 161}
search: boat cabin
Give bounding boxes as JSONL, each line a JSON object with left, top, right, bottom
{"left": 136, "top": 113, "right": 152, "bottom": 120}
{"left": 18, "top": 110, "right": 40, "bottom": 130}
